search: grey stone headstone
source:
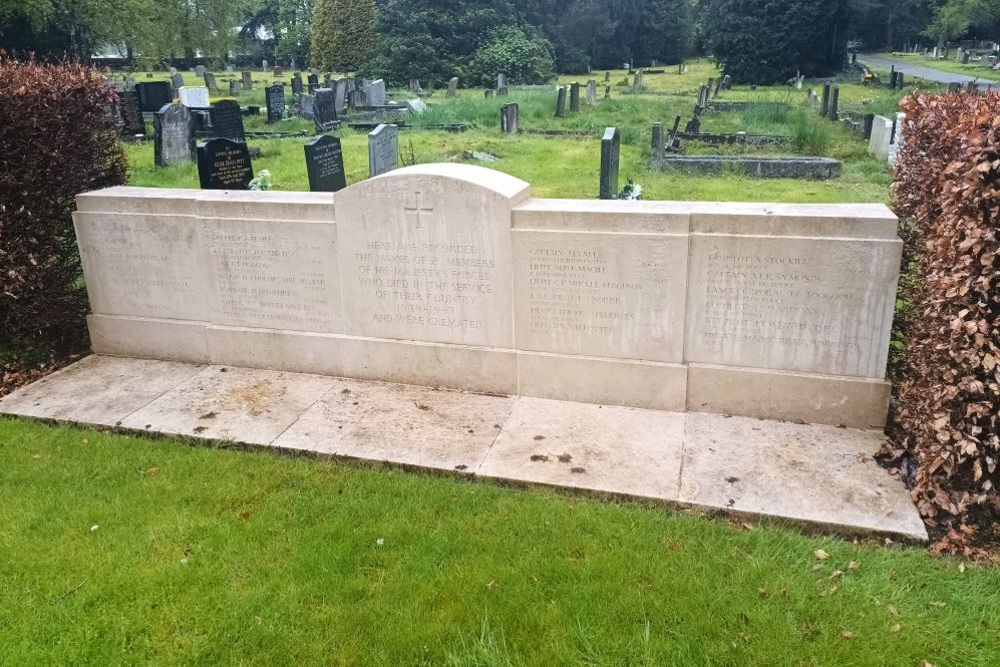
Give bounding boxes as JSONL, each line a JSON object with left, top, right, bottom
{"left": 300, "top": 93, "right": 315, "bottom": 120}
{"left": 210, "top": 99, "right": 245, "bottom": 142}
{"left": 171, "top": 73, "right": 184, "bottom": 90}
{"left": 242, "top": 70, "right": 253, "bottom": 90}
{"left": 633, "top": 69, "right": 643, "bottom": 92}
{"left": 334, "top": 79, "right": 349, "bottom": 113}
{"left": 226, "top": 64, "right": 234, "bottom": 73}
{"left": 368, "top": 123, "right": 398, "bottom": 177}
{"left": 229, "top": 80, "right": 242, "bottom": 96}
{"left": 821, "top": 82, "right": 831, "bottom": 116}
{"left": 605, "top": 71, "right": 611, "bottom": 81}
{"left": 197, "top": 137, "right": 253, "bottom": 190}
{"left": 500, "top": 103, "right": 518, "bottom": 135}
{"left": 599, "top": 127, "right": 620, "bottom": 200}
{"left": 447, "top": 77, "right": 458, "bottom": 97}
{"left": 497, "top": 73, "right": 508, "bottom": 95}
{"left": 828, "top": 85, "right": 840, "bottom": 121}
{"left": 291, "top": 74, "right": 303, "bottom": 96}
{"left": 273, "top": 65, "right": 283, "bottom": 77}
{"left": 651, "top": 123, "right": 664, "bottom": 159}
{"left": 586, "top": 80, "right": 597, "bottom": 106}
{"left": 195, "top": 65, "right": 206, "bottom": 77}
{"left": 569, "top": 82, "right": 580, "bottom": 113}
{"left": 409, "top": 79, "right": 422, "bottom": 93}
{"left": 304, "top": 135, "right": 346, "bottom": 192}
{"left": 555, "top": 86, "right": 567, "bottom": 117}
{"left": 204, "top": 72, "right": 218, "bottom": 92}
{"left": 368, "top": 79, "right": 387, "bottom": 106}
{"left": 169, "top": 66, "right": 178, "bottom": 75}
{"left": 153, "top": 103, "right": 196, "bottom": 167}
{"left": 407, "top": 98, "right": 428, "bottom": 113}
{"left": 313, "top": 87, "right": 337, "bottom": 132}
{"left": 265, "top": 84, "right": 285, "bottom": 123}
{"left": 262, "top": 60, "right": 268, "bottom": 70}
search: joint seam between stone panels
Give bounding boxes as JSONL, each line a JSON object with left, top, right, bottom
{"left": 107, "top": 359, "right": 211, "bottom": 426}
{"left": 473, "top": 396, "right": 518, "bottom": 475}
{"left": 266, "top": 382, "right": 338, "bottom": 450}
{"left": 688, "top": 233, "right": 899, "bottom": 242}
{"left": 675, "top": 412, "right": 688, "bottom": 503}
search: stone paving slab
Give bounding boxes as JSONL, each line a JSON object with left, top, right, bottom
{"left": 0, "top": 355, "right": 927, "bottom": 542}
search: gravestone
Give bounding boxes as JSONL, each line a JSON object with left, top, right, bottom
{"left": 178, "top": 86, "right": 210, "bottom": 108}
{"left": 169, "top": 66, "right": 177, "bottom": 75}
{"left": 863, "top": 113, "right": 875, "bottom": 140}
{"left": 447, "top": 77, "right": 458, "bottom": 97}
{"left": 118, "top": 89, "right": 146, "bottom": 136}
{"left": 229, "top": 80, "right": 242, "bottom": 96}
{"left": 262, "top": 60, "right": 268, "bottom": 70}
{"left": 210, "top": 99, "right": 246, "bottom": 142}
{"left": 273, "top": 65, "right": 283, "bottom": 76}
{"left": 555, "top": 86, "right": 567, "bottom": 117}
{"left": 651, "top": 122, "right": 664, "bottom": 159}
{"left": 136, "top": 81, "right": 173, "bottom": 112}
{"left": 204, "top": 72, "right": 218, "bottom": 92}
{"left": 334, "top": 79, "right": 349, "bottom": 114}
{"left": 485, "top": 89, "right": 494, "bottom": 99}
{"left": 501, "top": 103, "right": 519, "bottom": 135}
{"left": 368, "top": 123, "right": 398, "bottom": 177}
{"left": 586, "top": 80, "right": 597, "bottom": 106}
{"left": 291, "top": 74, "right": 303, "bottom": 95}
{"left": 195, "top": 65, "right": 206, "bottom": 77}
{"left": 569, "top": 82, "right": 580, "bottom": 112}
{"left": 242, "top": 70, "right": 253, "bottom": 90}
{"left": 828, "top": 85, "right": 840, "bottom": 121}
{"left": 125, "top": 75, "right": 136, "bottom": 90}
{"left": 304, "top": 135, "right": 347, "bottom": 192}
{"left": 313, "top": 87, "right": 337, "bottom": 132}
{"left": 300, "top": 93, "right": 315, "bottom": 120}
{"left": 265, "top": 84, "right": 286, "bottom": 123}
{"left": 633, "top": 69, "right": 643, "bottom": 92}
{"left": 409, "top": 79, "right": 422, "bottom": 93}
{"left": 605, "top": 70, "right": 611, "bottom": 81}
{"left": 196, "top": 137, "right": 254, "bottom": 190}
{"left": 171, "top": 73, "right": 183, "bottom": 90}
{"left": 368, "top": 79, "right": 387, "bottom": 106}
{"left": 324, "top": 73, "right": 332, "bottom": 88}
{"left": 153, "top": 103, "right": 195, "bottom": 166}
{"left": 599, "top": 127, "right": 620, "bottom": 199}
{"left": 407, "top": 98, "right": 428, "bottom": 113}
{"left": 307, "top": 73, "right": 319, "bottom": 93}
{"left": 226, "top": 64, "right": 234, "bottom": 73}
{"left": 821, "top": 82, "right": 831, "bottom": 116}
{"left": 497, "top": 73, "right": 508, "bottom": 95}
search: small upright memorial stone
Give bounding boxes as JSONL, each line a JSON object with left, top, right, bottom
{"left": 497, "top": 73, "right": 508, "bottom": 95}
{"left": 555, "top": 86, "right": 567, "bottom": 117}
{"left": 291, "top": 74, "right": 303, "bottom": 95}
{"left": 447, "top": 77, "right": 458, "bottom": 97}
{"left": 599, "top": 127, "right": 620, "bottom": 200}
{"left": 300, "top": 93, "right": 315, "bottom": 120}
{"left": 368, "top": 79, "right": 387, "bottom": 106}
{"left": 586, "top": 80, "right": 597, "bottom": 105}
{"left": 273, "top": 65, "right": 283, "bottom": 76}
{"left": 569, "top": 82, "right": 580, "bottom": 112}
{"left": 651, "top": 122, "right": 664, "bottom": 158}
{"left": 821, "top": 82, "right": 831, "bottom": 116}
{"left": 197, "top": 137, "right": 254, "bottom": 190}
{"left": 178, "top": 86, "right": 210, "bottom": 108}
{"left": 195, "top": 65, "right": 206, "bottom": 77}
{"left": 304, "top": 135, "right": 347, "bottom": 192}
{"left": 229, "top": 80, "right": 242, "bottom": 96}
{"left": 368, "top": 123, "right": 398, "bottom": 177}
{"left": 313, "top": 87, "right": 337, "bottom": 132}
{"left": 501, "top": 103, "right": 519, "bottom": 135}
{"left": 136, "top": 81, "right": 173, "bottom": 112}
{"left": 828, "top": 85, "right": 840, "bottom": 121}
{"left": 171, "top": 73, "right": 183, "bottom": 90}
{"left": 204, "top": 72, "right": 218, "bottom": 92}
{"left": 153, "top": 103, "right": 195, "bottom": 166}
{"left": 265, "top": 84, "right": 285, "bottom": 123}
{"left": 210, "top": 99, "right": 246, "bottom": 142}
{"left": 242, "top": 70, "right": 253, "bottom": 90}
{"left": 307, "top": 73, "right": 319, "bottom": 93}
{"left": 334, "top": 79, "right": 349, "bottom": 114}
{"left": 118, "top": 89, "right": 145, "bottom": 136}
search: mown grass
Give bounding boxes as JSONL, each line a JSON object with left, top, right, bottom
{"left": 2, "top": 417, "right": 999, "bottom": 666}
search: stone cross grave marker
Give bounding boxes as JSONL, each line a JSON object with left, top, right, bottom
{"left": 304, "top": 135, "right": 346, "bottom": 192}
{"left": 555, "top": 86, "right": 567, "bottom": 117}
{"left": 599, "top": 127, "right": 620, "bottom": 199}
{"left": 501, "top": 103, "right": 519, "bottom": 134}
{"left": 447, "top": 77, "right": 458, "bottom": 97}
{"left": 153, "top": 103, "right": 195, "bottom": 167}
{"left": 204, "top": 72, "right": 218, "bottom": 92}
{"left": 118, "top": 89, "right": 145, "bottom": 136}
{"left": 178, "top": 86, "right": 210, "bottom": 108}
{"left": 242, "top": 70, "right": 253, "bottom": 90}
{"left": 196, "top": 137, "right": 254, "bottom": 190}
{"left": 313, "top": 88, "right": 337, "bottom": 132}
{"left": 569, "top": 82, "right": 580, "bottom": 112}
{"left": 136, "top": 81, "right": 172, "bottom": 112}
{"left": 368, "top": 123, "right": 399, "bottom": 177}
{"left": 265, "top": 84, "right": 285, "bottom": 124}
{"left": 209, "top": 99, "right": 245, "bottom": 142}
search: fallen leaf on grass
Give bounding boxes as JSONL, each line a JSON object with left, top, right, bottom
{"left": 238, "top": 512, "right": 251, "bottom": 521}
{"left": 888, "top": 605, "right": 899, "bottom": 616}
{"left": 891, "top": 623, "right": 901, "bottom": 633}
{"left": 848, "top": 561, "right": 860, "bottom": 570}
{"left": 81, "top": 437, "right": 89, "bottom": 445}
{"left": 145, "top": 467, "right": 160, "bottom": 476}
{"left": 829, "top": 570, "right": 844, "bottom": 579}
{"left": 840, "top": 630, "right": 854, "bottom": 639}
{"left": 758, "top": 588, "right": 770, "bottom": 599}
{"left": 811, "top": 564, "right": 824, "bottom": 572}
{"left": 814, "top": 549, "right": 830, "bottom": 560}
{"left": 929, "top": 601, "right": 946, "bottom": 608}
{"left": 486, "top": 580, "right": 499, "bottom": 589}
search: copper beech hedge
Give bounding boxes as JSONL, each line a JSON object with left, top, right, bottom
{"left": 886, "top": 91, "right": 1000, "bottom": 555}
{"left": 0, "top": 61, "right": 127, "bottom": 367}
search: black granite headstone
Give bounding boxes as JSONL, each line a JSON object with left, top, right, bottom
{"left": 196, "top": 137, "right": 254, "bottom": 190}
{"left": 313, "top": 87, "right": 337, "bottom": 132}
{"left": 569, "top": 82, "right": 580, "bottom": 113}
{"left": 599, "top": 127, "right": 620, "bottom": 200}
{"left": 291, "top": 74, "right": 303, "bottom": 95}
{"left": 210, "top": 99, "right": 246, "bottom": 142}
{"left": 265, "top": 84, "right": 285, "bottom": 124}
{"left": 307, "top": 73, "right": 319, "bottom": 93}
{"left": 119, "top": 89, "right": 146, "bottom": 136}
{"left": 555, "top": 86, "right": 566, "bottom": 117}
{"left": 136, "top": 81, "right": 173, "bottom": 112}
{"left": 304, "top": 135, "right": 347, "bottom": 192}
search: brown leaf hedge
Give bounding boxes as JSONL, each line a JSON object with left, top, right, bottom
{"left": 0, "top": 60, "right": 127, "bottom": 363}
{"left": 887, "top": 91, "right": 1000, "bottom": 554}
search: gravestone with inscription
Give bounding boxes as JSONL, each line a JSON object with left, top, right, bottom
{"left": 273, "top": 65, "right": 283, "bottom": 76}
{"left": 599, "top": 127, "right": 620, "bottom": 199}
{"left": 74, "top": 163, "right": 903, "bottom": 428}
{"left": 118, "top": 89, "right": 146, "bottom": 136}
{"left": 178, "top": 86, "right": 210, "bottom": 108}
{"left": 265, "top": 84, "right": 285, "bottom": 123}
{"left": 313, "top": 87, "right": 337, "bottom": 132}
{"left": 368, "top": 124, "right": 398, "bottom": 177}
{"left": 368, "top": 79, "right": 387, "bottom": 106}
{"left": 304, "top": 135, "right": 347, "bottom": 192}
{"left": 196, "top": 137, "right": 254, "bottom": 190}
{"left": 153, "top": 103, "right": 196, "bottom": 166}
{"left": 136, "top": 81, "right": 173, "bottom": 112}
{"left": 209, "top": 99, "right": 246, "bottom": 142}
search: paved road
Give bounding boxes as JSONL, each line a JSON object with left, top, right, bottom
{"left": 858, "top": 53, "right": 997, "bottom": 91}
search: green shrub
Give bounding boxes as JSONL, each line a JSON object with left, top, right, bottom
{"left": 465, "top": 28, "right": 555, "bottom": 87}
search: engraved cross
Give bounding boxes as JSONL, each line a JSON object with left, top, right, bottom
{"left": 403, "top": 191, "right": 434, "bottom": 231}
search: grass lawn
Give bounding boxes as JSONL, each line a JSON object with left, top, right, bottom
{"left": 2, "top": 417, "right": 999, "bottom": 666}
{"left": 124, "top": 61, "right": 907, "bottom": 203}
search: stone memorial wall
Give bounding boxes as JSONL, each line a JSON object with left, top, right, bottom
{"left": 74, "top": 164, "right": 901, "bottom": 428}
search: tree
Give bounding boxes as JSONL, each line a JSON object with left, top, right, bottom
{"left": 923, "top": 0, "right": 981, "bottom": 49}
{"left": 704, "top": 0, "right": 853, "bottom": 84}
{"left": 310, "top": 0, "right": 377, "bottom": 71}
{"left": 466, "top": 26, "right": 555, "bottom": 86}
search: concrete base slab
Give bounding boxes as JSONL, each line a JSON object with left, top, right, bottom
{"left": 0, "top": 355, "right": 927, "bottom": 542}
